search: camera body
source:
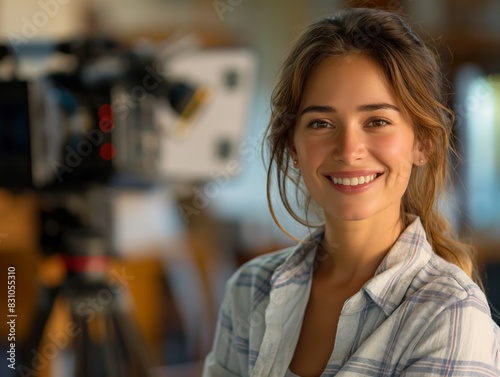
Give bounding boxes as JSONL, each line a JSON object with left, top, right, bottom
{"left": 0, "top": 40, "right": 257, "bottom": 190}
{"left": 0, "top": 39, "right": 198, "bottom": 190}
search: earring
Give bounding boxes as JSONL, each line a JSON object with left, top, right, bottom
{"left": 293, "top": 159, "right": 298, "bottom": 165}
{"left": 419, "top": 159, "right": 424, "bottom": 164}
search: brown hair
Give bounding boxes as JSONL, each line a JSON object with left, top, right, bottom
{"left": 264, "top": 7, "right": 481, "bottom": 285}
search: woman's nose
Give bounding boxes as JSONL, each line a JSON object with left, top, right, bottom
{"left": 332, "top": 126, "right": 366, "bottom": 165}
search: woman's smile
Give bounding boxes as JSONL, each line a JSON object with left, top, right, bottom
{"left": 324, "top": 171, "right": 384, "bottom": 194}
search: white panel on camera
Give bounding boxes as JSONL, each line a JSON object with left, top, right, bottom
{"left": 158, "top": 48, "right": 257, "bottom": 181}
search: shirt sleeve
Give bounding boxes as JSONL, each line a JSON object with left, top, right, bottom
{"left": 202, "top": 279, "right": 243, "bottom": 377}
{"left": 401, "top": 291, "right": 500, "bottom": 377}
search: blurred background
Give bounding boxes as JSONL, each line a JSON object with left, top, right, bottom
{"left": 0, "top": 0, "right": 499, "bottom": 376}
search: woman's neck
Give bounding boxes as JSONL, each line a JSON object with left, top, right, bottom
{"left": 315, "top": 209, "right": 405, "bottom": 285}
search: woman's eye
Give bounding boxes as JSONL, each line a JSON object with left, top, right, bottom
{"left": 308, "top": 120, "right": 333, "bottom": 129}
{"left": 368, "top": 119, "right": 389, "bottom": 127}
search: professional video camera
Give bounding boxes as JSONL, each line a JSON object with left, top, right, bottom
{"left": 0, "top": 37, "right": 256, "bottom": 376}
{"left": 0, "top": 37, "right": 208, "bottom": 191}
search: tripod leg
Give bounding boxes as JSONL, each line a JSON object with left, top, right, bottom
{"left": 68, "top": 283, "right": 152, "bottom": 377}
{"left": 102, "top": 306, "right": 126, "bottom": 377}
{"left": 70, "top": 289, "right": 119, "bottom": 377}
{"left": 19, "top": 285, "right": 60, "bottom": 371}
{"left": 73, "top": 310, "right": 94, "bottom": 377}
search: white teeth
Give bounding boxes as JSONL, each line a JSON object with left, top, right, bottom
{"left": 330, "top": 174, "right": 378, "bottom": 186}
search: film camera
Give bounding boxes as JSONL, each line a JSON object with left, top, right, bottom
{"left": 0, "top": 38, "right": 208, "bottom": 191}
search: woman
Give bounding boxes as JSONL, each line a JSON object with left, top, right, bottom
{"left": 203, "top": 7, "right": 500, "bottom": 377}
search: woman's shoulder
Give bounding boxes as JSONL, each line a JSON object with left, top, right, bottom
{"left": 427, "top": 252, "right": 479, "bottom": 291}
{"left": 410, "top": 251, "right": 491, "bottom": 314}
{"left": 219, "top": 246, "right": 298, "bottom": 317}
{"left": 226, "top": 246, "right": 296, "bottom": 288}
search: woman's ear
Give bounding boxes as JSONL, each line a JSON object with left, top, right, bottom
{"left": 289, "top": 142, "right": 297, "bottom": 160}
{"left": 289, "top": 141, "right": 299, "bottom": 168}
{"left": 413, "top": 137, "right": 432, "bottom": 165}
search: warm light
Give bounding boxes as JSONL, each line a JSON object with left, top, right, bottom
{"left": 100, "top": 143, "right": 116, "bottom": 160}
{"left": 98, "top": 104, "right": 114, "bottom": 133}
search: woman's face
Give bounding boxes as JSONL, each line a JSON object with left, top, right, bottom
{"left": 291, "top": 54, "right": 422, "bottom": 223}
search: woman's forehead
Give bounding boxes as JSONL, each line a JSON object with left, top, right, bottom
{"left": 299, "top": 54, "right": 399, "bottom": 112}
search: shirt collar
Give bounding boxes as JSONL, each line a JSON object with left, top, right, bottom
{"left": 363, "top": 216, "right": 433, "bottom": 316}
{"left": 270, "top": 227, "right": 323, "bottom": 289}
{"left": 270, "top": 216, "right": 433, "bottom": 316}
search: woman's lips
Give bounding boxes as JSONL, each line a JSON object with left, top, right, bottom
{"left": 325, "top": 172, "right": 384, "bottom": 193}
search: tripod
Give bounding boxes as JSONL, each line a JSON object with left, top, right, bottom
{"left": 19, "top": 229, "right": 153, "bottom": 377}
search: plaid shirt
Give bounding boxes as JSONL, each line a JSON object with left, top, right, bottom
{"left": 203, "top": 217, "right": 500, "bottom": 376}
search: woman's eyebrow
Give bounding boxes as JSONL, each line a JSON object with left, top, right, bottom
{"left": 357, "top": 103, "right": 401, "bottom": 112}
{"left": 299, "top": 103, "right": 400, "bottom": 116}
{"left": 300, "top": 105, "right": 335, "bottom": 116}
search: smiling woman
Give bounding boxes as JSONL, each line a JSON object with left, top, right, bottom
{"left": 203, "top": 7, "right": 500, "bottom": 377}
